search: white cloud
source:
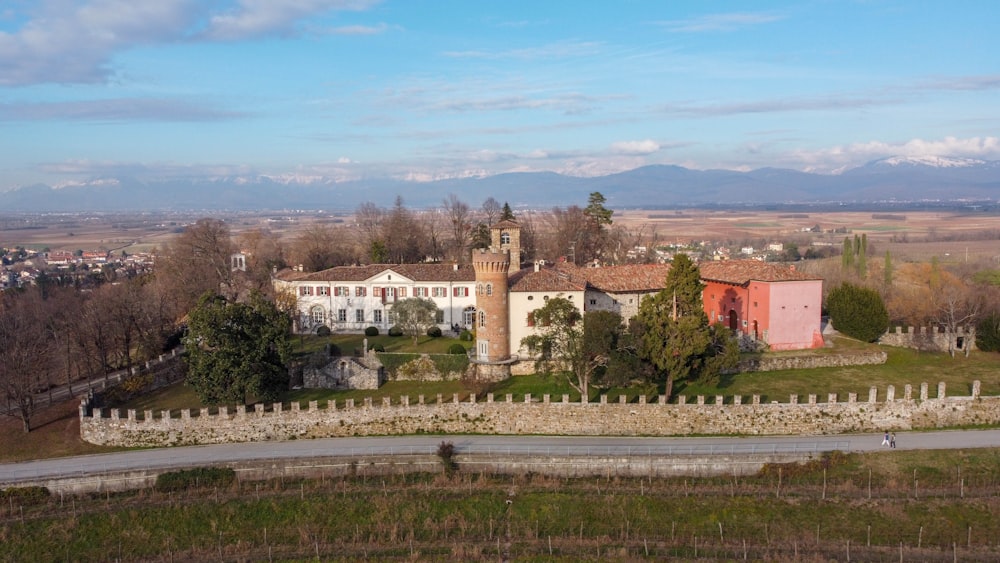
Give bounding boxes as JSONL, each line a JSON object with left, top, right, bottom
{"left": 788, "top": 136, "right": 1000, "bottom": 173}
{"left": 656, "top": 12, "right": 784, "bottom": 33}
{"left": 0, "top": 0, "right": 198, "bottom": 85}
{"left": 203, "top": 0, "right": 378, "bottom": 41}
{"left": 611, "top": 139, "right": 660, "bottom": 155}
{"left": 0, "top": 0, "right": 380, "bottom": 85}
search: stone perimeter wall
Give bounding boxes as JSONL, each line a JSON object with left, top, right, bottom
{"left": 81, "top": 380, "right": 997, "bottom": 448}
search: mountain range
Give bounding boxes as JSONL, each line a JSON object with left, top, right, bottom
{"left": 3, "top": 156, "right": 1000, "bottom": 213}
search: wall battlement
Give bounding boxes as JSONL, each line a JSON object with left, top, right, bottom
{"left": 81, "top": 380, "right": 997, "bottom": 447}
{"left": 879, "top": 325, "right": 976, "bottom": 353}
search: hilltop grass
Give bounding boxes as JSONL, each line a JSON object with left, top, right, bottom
{"left": 4, "top": 449, "right": 1000, "bottom": 561}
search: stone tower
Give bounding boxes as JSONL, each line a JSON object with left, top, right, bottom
{"left": 469, "top": 220, "right": 520, "bottom": 381}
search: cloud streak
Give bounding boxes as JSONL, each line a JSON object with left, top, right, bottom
{"left": 0, "top": 98, "right": 245, "bottom": 122}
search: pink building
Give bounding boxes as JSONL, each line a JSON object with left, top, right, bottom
{"left": 699, "top": 261, "right": 823, "bottom": 350}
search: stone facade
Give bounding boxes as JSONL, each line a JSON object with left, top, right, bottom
{"left": 879, "top": 325, "right": 976, "bottom": 354}
{"left": 739, "top": 349, "right": 887, "bottom": 373}
{"left": 302, "top": 356, "right": 384, "bottom": 390}
{"left": 80, "top": 380, "right": 997, "bottom": 448}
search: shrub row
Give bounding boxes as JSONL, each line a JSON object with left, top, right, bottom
{"left": 154, "top": 467, "right": 236, "bottom": 492}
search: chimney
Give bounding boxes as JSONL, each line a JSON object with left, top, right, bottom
{"left": 453, "top": 263, "right": 459, "bottom": 271}
{"left": 534, "top": 260, "right": 541, "bottom": 272}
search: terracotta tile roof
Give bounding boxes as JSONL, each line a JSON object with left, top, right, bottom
{"left": 274, "top": 263, "right": 476, "bottom": 283}
{"left": 554, "top": 263, "right": 672, "bottom": 293}
{"left": 509, "top": 267, "right": 585, "bottom": 292}
{"left": 698, "top": 260, "right": 821, "bottom": 285}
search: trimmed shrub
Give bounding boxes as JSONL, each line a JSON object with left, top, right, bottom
{"left": 448, "top": 343, "right": 467, "bottom": 355}
{"left": 372, "top": 344, "right": 385, "bottom": 352}
{"left": 426, "top": 326, "right": 443, "bottom": 337}
{"left": 826, "top": 283, "right": 889, "bottom": 342}
{"left": 364, "top": 326, "right": 379, "bottom": 337}
{"left": 315, "top": 325, "right": 331, "bottom": 336}
{"left": 459, "top": 329, "right": 473, "bottom": 341}
{"left": 388, "top": 325, "right": 404, "bottom": 337}
{"left": 1, "top": 486, "right": 50, "bottom": 504}
{"left": 155, "top": 467, "right": 236, "bottom": 492}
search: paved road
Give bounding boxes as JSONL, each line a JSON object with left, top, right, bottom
{"left": 3, "top": 429, "right": 1000, "bottom": 485}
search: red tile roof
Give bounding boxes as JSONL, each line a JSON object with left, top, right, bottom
{"left": 509, "top": 267, "right": 585, "bottom": 292}
{"left": 699, "top": 260, "right": 821, "bottom": 284}
{"left": 275, "top": 263, "right": 476, "bottom": 283}
{"left": 555, "top": 263, "right": 672, "bottom": 293}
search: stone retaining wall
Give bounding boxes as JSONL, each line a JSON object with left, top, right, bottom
{"left": 80, "top": 381, "right": 997, "bottom": 448}
{"left": 879, "top": 325, "right": 976, "bottom": 353}
{"left": 739, "top": 350, "right": 886, "bottom": 373}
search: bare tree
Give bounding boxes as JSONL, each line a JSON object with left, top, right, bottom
{"left": 442, "top": 194, "right": 473, "bottom": 263}
{"left": 155, "top": 218, "right": 236, "bottom": 317}
{"left": 481, "top": 197, "right": 502, "bottom": 226}
{"left": 354, "top": 202, "right": 385, "bottom": 263}
{"left": 935, "top": 283, "right": 979, "bottom": 357}
{"left": 288, "top": 223, "right": 348, "bottom": 273}
{"left": 0, "top": 290, "right": 56, "bottom": 432}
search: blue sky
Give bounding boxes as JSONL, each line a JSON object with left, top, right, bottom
{"left": 1, "top": 0, "right": 998, "bottom": 191}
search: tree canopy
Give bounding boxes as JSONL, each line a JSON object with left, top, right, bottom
{"left": 520, "top": 297, "right": 619, "bottom": 398}
{"left": 826, "top": 282, "right": 889, "bottom": 343}
{"left": 391, "top": 298, "right": 441, "bottom": 344}
{"left": 183, "top": 292, "right": 292, "bottom": 405}
{"left": 634, "top": 254, "right": 715, "bottom": 399}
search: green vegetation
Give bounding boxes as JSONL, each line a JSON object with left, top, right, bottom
{"left": 977, "top": 312, "right": 1000, "bottom": 352}
{"left": 183, "top": 292, "right": 292, "bottom": 405}
{"left": 154, "top": 467, "right": 235, "bottom": 492}
{"left": 826, "top": 282, "right": 889, "bottom": 342}
{"left": 5, "top": 450, "right": 1000, "bottom": 560}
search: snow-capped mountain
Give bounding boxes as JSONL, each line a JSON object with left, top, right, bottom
{"left": 2, "top": 158, "right": 999, "bottom": 212}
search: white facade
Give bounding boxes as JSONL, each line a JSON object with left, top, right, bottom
{"left": 275, "top": 265, "right": 476, "bottom": 334}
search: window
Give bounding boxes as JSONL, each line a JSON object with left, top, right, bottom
{"left": 387, "top": 311, "right": 396, "bottom": 325}
{"left": 454, "top": 287, "right": 469, "bottom": 297}
{"left": 479, "top": 310, "right": 486, "bottom": 328}
{"left": 355, "top": 287, "right": 366, "bottom": 297}
{"left": 318, "top": 286, "right": 330, "bottom": 296}
{"left": 414, "top": 287, "right": 427, "bottom": 297}
{"left": 589, "top": 299, "right": 596, "bottom": 305}
{"left": 355, "top": 309, "right": 364, "bottom": 322}
{"left": 299, "top": 286, "right": 313, "bottom": 296}
{"left": 463, "top": 307, "right": 475, "bottom": 326}
{"left": 432, "top": 287, "right": 446, "bottom": 298}
{"left": 486, "top": 283, "right": 493, "bottom": 296}
{"left": 373, "top": 287, "right": 383, "bottom": 297}
{"left": 310, "top": 306, "right": 324, "bottom": 324}
{"left": 527, "top": 312, "right": 535, "bottom": 327}
{"left": 337, "top": 309, "right": 347, "bottom": 322}
{"left": 500, "top": 231, "right": 510, "bottom": 245}
{"left": 334, "top": 286, "right": 349, "bottom": 297}
{"left": 397, "top": 287, "right": 407, "bottom": 298}
{"left": 373, "top": 310, "right": 383, "bottom": 323}
{"left": 435, "top": 310, "right": 444, "bottom": 323}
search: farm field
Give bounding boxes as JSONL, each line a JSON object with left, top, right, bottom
{"left": 4, "top": 208, "right": 998, "bottom": 265}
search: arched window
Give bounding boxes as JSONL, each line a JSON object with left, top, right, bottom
{"left": 486, "top": 283, "right": 493, "bottom": 296}
{"left": 500, "top": 231, "right": 511, "bottom": 245}
{"left": 310, "top": 306, "right": 325, "bottom": 324}
{"left": 479, "top": 310, "right": 486, "bottom": 328}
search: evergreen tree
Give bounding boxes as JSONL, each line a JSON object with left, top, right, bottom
{"left": 975, "top": 312, "right": 1000, "bottom": 352}
{"left": 183, "top": 292, "right": 292, "bottom": 405}
{"left": 883, "top": 251, "right": 893, "bottom": 288}
{"left": 500, "top": 202, "right": 515, "bottom": 221}
{"left": 634, "top": 254, "right": 712, "bottom": 400}
{"left": 842, "top": 237, "right": 854, "bottom": 271}
{"left": 857, "top": 233, "right": 868, "bottom": 278}
{"left": 826, "top": 283, "right": 889, "bottom": 343}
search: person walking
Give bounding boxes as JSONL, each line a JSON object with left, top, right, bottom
{"left": 890, "top": 432, "right": 896, "bottom": 448}
{"left": 881, "top": 431, "right": 890, "bottom": 446}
